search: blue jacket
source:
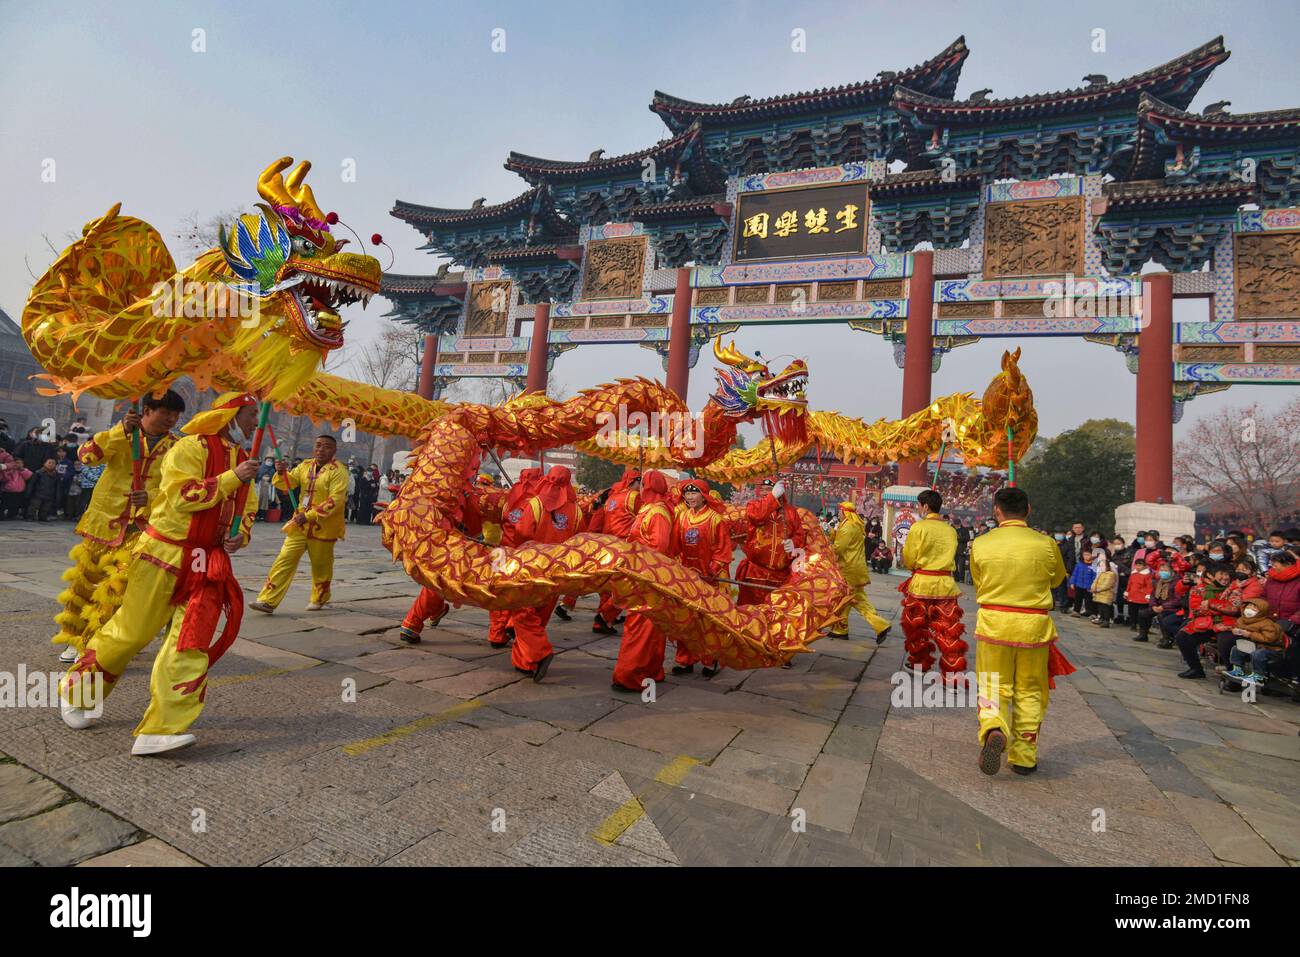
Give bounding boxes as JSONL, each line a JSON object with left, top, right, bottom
{"left": 1069, "top": 561, "right": 1096, "bottom": 591}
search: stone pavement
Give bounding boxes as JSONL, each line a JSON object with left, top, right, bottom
{"left": 0, "top": 519, "right": 1295, "bottom": 866}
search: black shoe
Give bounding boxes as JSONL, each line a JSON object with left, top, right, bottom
{"left": 1133, "top": 635, "right": 1148, "bottom": 643}
{"left": 671, "top": 663, "right": 694, "bottom": 676}
{"left": 1011, "top": 763, "right": 1038, "bottom": 776}
{"left": 829, "top": 631, "right": 849, "bottom": 640}
{"left": 489, "top": 640, "right": 511, "bottom": 649}
{"left": 980, "top": 729, "right": 1006, "bottom": 776}
{"left": 505, "top": 627, "right": 515, "bottom": 642}
{"left": 430, "top": 607, "right": 449, "bottom": 630}
{"left": 515, "top": 666, "right": 535, "bottom": 677}
{"left": 875, "top": 626, "right": 891, "bottom": 646}
{"left": 532, "top": 652, "right": 554, "bottom": 683}
{"left": 553, "top": 606, "right": 571, "bottom": 621}
{"left": 398, "top": 626, "right": 421, "bottom": 644}
{"left": 613, "top": 615, "right": 625, "bottom": 625}
{"left": 591, "top": 618, "right": 617, "bottom": 636}
{"left": 701, "top": 662, "right": 721, "bottom": 679}
{"left": 1156, "top": 639, "right": 1173, "bottom": 649}
{"left": 610, "top": 681, "right": 639, "bottom": 693}
{"left": 1099, "top": 623, "right": 1110, "bottom": 629}
{"left": 1177, "top": 667, "right": 1206, "bottom": 679}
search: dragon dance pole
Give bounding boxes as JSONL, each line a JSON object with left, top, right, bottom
{"left": 1006, "top": 426, "right": 1016, "bottom": 488}
{"left": 229, "top": 400, "right": 271, "bottom": 539}
{"left": 264, "top": 421, "right": 299, "bottom": 511}
{"left": 128, "top": 398, "right": 143, "bottom": 491}
{"left": 482, "top": 446, "right": 514, "bottom": 487}
{"left": 931, "top": 440, "right": 948, "bottom": 489}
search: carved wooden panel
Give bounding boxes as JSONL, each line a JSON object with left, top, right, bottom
{"left": 1177, "top": 345, "right": 1242, "bottom": 362}
{"left": 1001, "top": 299, "right": 1050, "bottom": 318}
{"left": 1255, "top": 344, "right": 1300, "bottom": 361}
{"left": 581, "top": 236, "right": 647, "bottom": 300}
{"left": 498, "top": 352, "right": 528, "bottom": 363}
{"left": 551, "top": 317, "right": 586, "bottom": 330}
{"left": 982, "top": 197, "right": 1084, "bottom": 279}
{"left": 816, "top": 281, "right": 857, "bottom": 301}
{"left": 694, "top": 288, "right": 730, "bottom": 306}
{"left": 439, "top": 353, "right": 465, "bottom": 363}
{"left": 631, "top": 315, "right": 668, "bottom": 327}
{"left": 735, "top": 285, "right": 771, "bottom": 304}
{"left": 861, "top": 278, "right": 906, "bottom": 299}
{"left": 464, "top": 280, "right": 513, "bottom": 337}
{"left": 467, "top": 352, "right": 496, "bottom": 364}
{"left": 591, "top": 315, "right": 627, "bottom": 329}
{"left": 774, "top": 284, "right": 812, "bottom": 303}
{"left": 1235, "top": 232, "right": 1300, "bottom": 318}
{"left": 939, "top": 302, "right": 994, "bottom": 318}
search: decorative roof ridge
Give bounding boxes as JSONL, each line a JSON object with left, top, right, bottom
{"left": 391, "top": 186, "right": 547, "bottom": 225}
{"left": 505, "top": 123, "right": 702, "bottom": 179}
{"left": 893, "top": 36, "right": 1228, "bottom": 115}
{"left": 649, "top": 36, "right": 968, "bottom": 119}
{"left": 1139, "top": 91, "right": 1300, "bottom": 129}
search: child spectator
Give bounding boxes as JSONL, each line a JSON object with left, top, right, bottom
{"left": 1126, "top": 557, "right": 1154, "bottom": 637}
{"left": 0, "top": 449, "right": 32, "bottom": 520}
{"left": 25, "top": 457, "right": 60, "bottom": 521}
{"left": 1069, "top": 549, "right": 1097, "bottom": 616}
{"left": 1226, "top": 598, "right": 1287, "bottom": 685}
{"left": 1090, "top": 553, "right": 1117, "bottom": 627}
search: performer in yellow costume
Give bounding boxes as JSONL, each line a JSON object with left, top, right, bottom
{"left": 899, "top": 489, "right": 967, "bottom": 683}
{"left": 829, "top": 501, "right": 891, "bottom": 642}
{"left": 249, "top": 434, "right": 348, "bottom": 613}
{"left": 970, "top": 486, "right": 1072, "bottom": 776}
{"left": 59, "top": 393, "right": 261, "bottom": 756}
{"left": 52, "top": 391, "right": 185, "bottom": 663}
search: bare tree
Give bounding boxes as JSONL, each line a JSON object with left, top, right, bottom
{"left": 174, "top": 207, "right": 244, "bottom": 261}
{"left": 1175, "top": 398, "right": 1300, "bottom": 532}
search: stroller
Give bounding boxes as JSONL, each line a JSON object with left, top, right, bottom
{"left": 1217, "top": 623, "right": 1300, "bottom": 702}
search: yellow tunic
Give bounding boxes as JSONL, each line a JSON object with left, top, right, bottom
{"left": 901, "top": 514, "right": 960, "bottom": 598}
{"left": 77, "top": 422, "right": 177, "bottom": 546}
{"left": 969, "top": 520, "right": 1066, "bottom": 646}
{"left": 833, "top": 515, "right": 871, "bottom": 588}
{"left": 275, "top": 459, "right": 349, "bottom": 541}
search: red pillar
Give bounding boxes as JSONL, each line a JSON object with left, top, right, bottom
{"left": 417, "top": 334, "right": 438, "bottom": 400}
{"left": 1136, "top": 273, "right": 1174, "bottom": 502}
{"left": 666, "top": 267, "right": 692, "bottom": 399}
{"left": 526, "top": 302, "right": 551, "bottom": 394}
{"left": 898, "top": 250, "right": 935, "bottom": 486}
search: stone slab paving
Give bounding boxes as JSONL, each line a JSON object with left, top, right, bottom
{"left": 0, "top": 519, "right": 1295, "bottom": 865}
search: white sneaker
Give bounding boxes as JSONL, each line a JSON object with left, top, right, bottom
{"left": 59, "top": 695, "right": 96, "bottom": 730}
{"left": 248, "top": 600, "right": 275, "bottom": 615}
{"left": 58, "top": 646, "right": 79, "bottom": 664}
{"left": 305, "top": 602, "right": 323, "bottom": 611}
{"left": 131, "top": 733, "right": 197, "bottom": 756}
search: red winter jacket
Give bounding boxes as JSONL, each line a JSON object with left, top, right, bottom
{"left": 1264, "top": 563, "right": 1300, "bottom": 627}
{"left": 1125, "top": 569, "right": 1154, "bottom": 605}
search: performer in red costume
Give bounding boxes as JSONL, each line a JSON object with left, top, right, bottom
{"left": 736, "top": 478, "right": 804, "bottom": 606}
{"left": 594, "top": 468, "right": 641, "bottom": 634}
{"left": 487, "top": 467, "right": 542, "bottom": 649}
{"left": 506, "top": 466, "right": 581, "bottom": 681}
{"left": 898, "top": 488, "right": 968, "bottom": 686}
{"left": 611, "top": 470, "right": 677, "bottom": 691}
{"left": 671, "top": 479, "right": 732, "bottom": 678}
{"left": 398, "top": 473, "right": 494, "bottom": 644}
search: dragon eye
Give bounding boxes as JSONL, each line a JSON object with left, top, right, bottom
{"left": 291, "top": 236, "right": 316, "bottom": 256}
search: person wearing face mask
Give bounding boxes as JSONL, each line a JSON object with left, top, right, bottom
{"left": 1110, "top": 536, "right": 1133, "bottom": 625}
{"left": 1224, "top": 598, "right": 1286, "bottom": 684}
{"left": 1262, "top": 548, "right": 1300, "bottom": 643}
{"left": 1173, "top": 562, "right": 1242, "bottom": 679}
{"left": 1205, "top": 540, "right": 1229, "bottom": 564}
{"left": 59, "top": 392, "right": 261, "bottom": 756}
{"left": 1067, "top": 547, "right": 1096, "bottom": 617}
{"left": 1051, "top": 531, "right": 1072, "bottom": 610}
{"left": 1140, "top": 561, "right": 1176, "bottom": 643}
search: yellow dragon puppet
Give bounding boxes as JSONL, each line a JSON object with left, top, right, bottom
{"left": 24, "top": 158, "right": 1037, "bottom": 671}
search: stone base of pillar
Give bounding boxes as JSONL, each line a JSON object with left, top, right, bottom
{"left": 1114, "top": 501, "right": 1196, "bottom": 542}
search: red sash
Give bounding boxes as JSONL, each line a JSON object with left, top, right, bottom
{"left": 167, "top": 434, "right": 247, "bottom": 671}
{"left": 912, "top": 569, "right": 953, "bottom": 576}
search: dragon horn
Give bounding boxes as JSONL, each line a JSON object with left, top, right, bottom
{"left": 285, "top": 160, "right": 328, "bottom": 223}
{"left": 257, "top": 157, "right": 296, "bottom": 208}
{"left": 713, "top": 336, "right": 766, "bottom": 374}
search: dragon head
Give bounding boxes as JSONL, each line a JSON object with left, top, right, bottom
{"left": 218, "top": 157, "right": 382, "bottom": 352}
{"left": 709, "top": 337, "right": 808, "bottom": 445}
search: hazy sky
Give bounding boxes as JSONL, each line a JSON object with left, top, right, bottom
{"left": 4, "top": 0, "right": 1298, "bottom": 440}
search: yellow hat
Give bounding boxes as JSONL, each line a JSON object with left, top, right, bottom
{"left": 182, "top": 391, "right": 258, "bottom": 436}
{"left": 839, "top": 500, "right": 857, "bottom": 512}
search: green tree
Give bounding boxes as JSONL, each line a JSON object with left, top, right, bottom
{"left": 1017, "top": 418, "right": 1135, "bottom": 533}
{"left": 576, "top": 452, "right": 624, "bottom": 492}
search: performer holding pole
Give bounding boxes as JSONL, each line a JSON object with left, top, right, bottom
{"left": 899, "top": 488, "right": 968, "bottom": 686}
{"left": 670, "top": 479, "right": 732, "bottom": 678}
{"left": 59, "top": 393, "right": 261, "bottom": 756}
{"left": 970, "top": 486, "right": 1070, "bottom": 776}
{"left": 593, "top": 467, "right": 641, "bottom": 634}
{"left": 249, "top": 434, "right": 349, "bottom": 614}
{"left": 52, "top": 392, "right": 185, "bottom": 663}
{"left": 735, "top": 477, "right": 803, "bottom": 606}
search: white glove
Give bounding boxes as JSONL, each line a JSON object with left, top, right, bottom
{"left": 782, "top": 538, "right": 795, "bottom": 554}
{"left": 771, "top": 481, "right": 784, "bottom": 499}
